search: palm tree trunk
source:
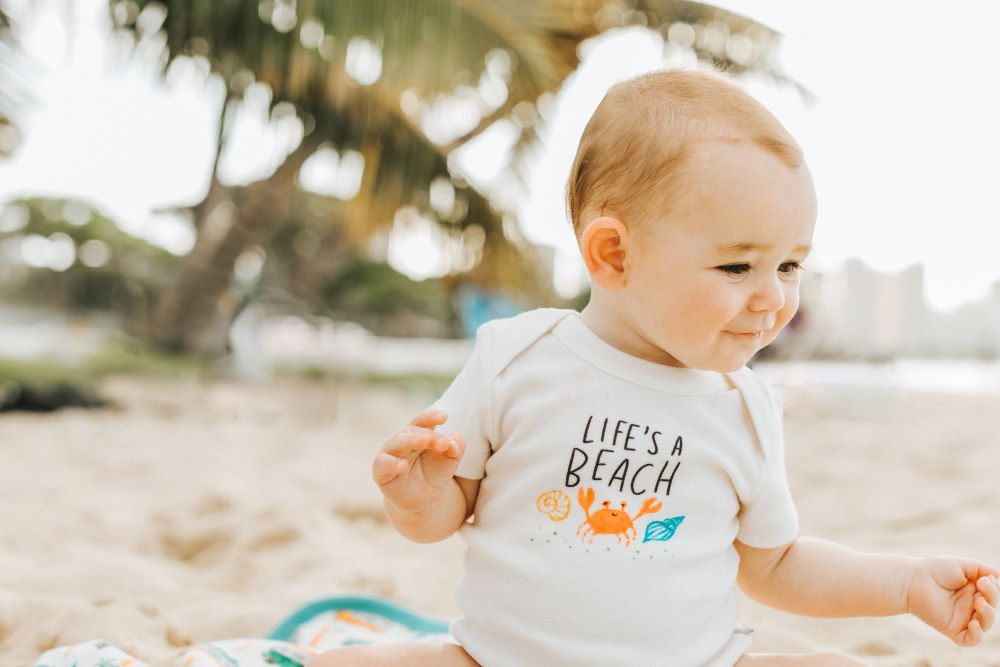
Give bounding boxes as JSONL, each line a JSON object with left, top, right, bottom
{"left": 150, "top": 136, "right": 321, "bottom": 355}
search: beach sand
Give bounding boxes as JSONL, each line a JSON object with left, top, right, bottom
{"left": 1, "top": 375, "right": 998, "bottom": 666}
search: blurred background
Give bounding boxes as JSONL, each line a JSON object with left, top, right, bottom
{"left": 1, "top": 2, "right": 1000, "bottom": 665}
{"left": 2, "top": 0, "right": 1000, "bottom": 398}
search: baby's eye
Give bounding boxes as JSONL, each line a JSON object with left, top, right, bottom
{"left": 717, "top": 263, "right": 750, "bottom": 276}
{"left": 778, "top": 261, "right": 803, "bottom": 275}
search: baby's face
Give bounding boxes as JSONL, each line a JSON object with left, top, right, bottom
{"left": 619, "top": 140, "right": 817, "bottom": 372}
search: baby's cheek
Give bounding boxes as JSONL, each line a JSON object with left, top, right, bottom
{"left": 768, "top": 295, "right": 800, "bottom": 339}
{"left": 784, "top": 283, "right": 802, "bottom": 316}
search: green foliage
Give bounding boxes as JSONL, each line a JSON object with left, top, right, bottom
{"left": 0, "top": 3, "right": 20, "bottom": 154}
{"left": 0, "top": 337, "right": 205, "bottom": 411}
{"left": 59, "top": 268, "right": 142, "bottom": 311}
{"left": 0, "top": 356, "right": 92, "bottom": 387}
{"left": 82, "top": 337, "right": 207, "bottom": 378}
{"left": 319, "top": 256, "right": 447, "bottom": 317}
{"left": 0, "top": 352, "right": 104, "bottom": 412}
{"left": 0, "top": 197, "right": 180, "bottom": 315}
{"left": 0, "top": 338, "right": 202, "bottom": 386}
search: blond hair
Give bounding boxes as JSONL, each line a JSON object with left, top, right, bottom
{"left": 566, "top": 69, "right": 803, "bottom": 234}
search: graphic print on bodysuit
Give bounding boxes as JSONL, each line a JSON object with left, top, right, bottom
{"left": 534, "top": 413, "right": 686, "bottom": 549}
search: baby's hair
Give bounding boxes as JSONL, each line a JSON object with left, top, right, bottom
{"left": 566, "top": 69, "right": 803, "bottom": 235}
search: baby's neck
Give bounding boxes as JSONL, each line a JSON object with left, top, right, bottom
{"left": 578, "top": 298, "right": 619, "bottom": 348}
{"left": 578, "top": 297, "right": 684, "bottom": 368}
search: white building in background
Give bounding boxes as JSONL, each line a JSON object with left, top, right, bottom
{"left": 926, "top": 282, "right": 1000, "bottom": 359}
{"left": 778, "top": 260, "right": 1000, "bottom": 359}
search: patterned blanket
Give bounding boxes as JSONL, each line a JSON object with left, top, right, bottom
{"left": 34, "top": 595, "right": 454, "bottom": 667}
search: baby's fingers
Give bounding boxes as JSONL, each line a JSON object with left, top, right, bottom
{"left": 372, "top": 452, "right": 408, "bottom": 485}
{"left": 383, "top": 428, "right": 443, "bottom": 457}
{"left": 974, "top": 594, "right": 996, "bottom": 633}
{"left": 962, "top": 617, "right": 984, "bottom": 646}
{"left": 409, "top": 409, "right": 447, "bottom": 429}
{"left": 977, "top": 575, "right": 999, "bottom": 607}
{"left": 443, "top": 432, "right": 466, "bottom": 459}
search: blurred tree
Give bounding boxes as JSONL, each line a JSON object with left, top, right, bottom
{"left": 318, "top": 256, "right": 453, "bottom": 337}
{"left": 0, "top": 3, "right": 22, "bottom": 156}
{"left": 0, "top": 198, "right": 179, "bottom": 334}
{"left": 236, "top": 202, "right": 459, "bottom": 337}
{"left": 106, "top": 0, "right": 793, "bottom": 355}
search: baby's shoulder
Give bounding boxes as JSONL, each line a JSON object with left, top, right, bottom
{"left": 727, "top": 365, "right": 784, "bottom": 449}
{"left": 474, "top": 307, "right": 574, "bottom": 376}
{"left": 477, "top": 307, "right": 572, "bottom": 336}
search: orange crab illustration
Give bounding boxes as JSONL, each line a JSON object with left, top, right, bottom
{"left": 576, "top": 487, "right": 662, "bottom": 546}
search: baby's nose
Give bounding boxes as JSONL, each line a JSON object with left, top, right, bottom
{"left": 749, "top": 275, "right": 786, "bottom": 312}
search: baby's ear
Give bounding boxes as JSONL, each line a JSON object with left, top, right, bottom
{"left": 580, "top": 216, "right": 629, "bottom": 290}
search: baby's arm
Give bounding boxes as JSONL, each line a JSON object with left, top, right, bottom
{"left": 373, "top": 409, "right": 480, "bottom": 543}
{"left": 736, "top": 538, "right": 1000, "bottom": 645}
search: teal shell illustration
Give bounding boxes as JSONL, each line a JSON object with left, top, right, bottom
{"left": 642, "top": 515, "right": 685, "bottom": 542}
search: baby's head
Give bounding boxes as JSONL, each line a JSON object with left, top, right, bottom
{"left": 568, "top": 69, "right": 817, "bottom": 373}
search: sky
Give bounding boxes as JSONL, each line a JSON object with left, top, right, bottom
{"left": 1, "top": 1, "right": 999, "bottom": 311}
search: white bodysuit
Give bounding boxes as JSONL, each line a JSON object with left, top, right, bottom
{"left": 433, "top": 309, "right": 798, "bottom": 666}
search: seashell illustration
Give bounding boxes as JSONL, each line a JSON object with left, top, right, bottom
{"left": 535, "top": 489, "right": 571, "bottom": 521}
{"left": 643, "top": 515, "right": 685, "bottom": 543}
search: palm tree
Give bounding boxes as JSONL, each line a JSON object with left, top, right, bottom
{"left": 0, "top": 3, "right": 22, "bottom": 156}
{"left": 111, "top": 0, "right": 793, "bottom": 355}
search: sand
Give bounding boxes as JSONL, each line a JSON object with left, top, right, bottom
{"left": 1, "top": 375, "right": 998, "bottom": 666}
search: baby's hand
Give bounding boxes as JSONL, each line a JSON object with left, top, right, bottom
{"left": 372, "top": 409, "right": 466, "bottom": 515}
{"left": 906, "top": 556, "right": 1000, "bottom": 646}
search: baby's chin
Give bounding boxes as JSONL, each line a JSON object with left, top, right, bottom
{"left": 657, "top": 336, "right": 772, "bottom": 372}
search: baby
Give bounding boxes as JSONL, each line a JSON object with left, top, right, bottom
{"left": 310, "top": 70, "right": 999, "bottom": 666}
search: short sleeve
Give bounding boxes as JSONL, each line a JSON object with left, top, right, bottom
{"left": 430, "top": 322, "right": 495, "bottom": 480}
{"left": 735, "top": 384, "right": 799, "bottom": 548}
